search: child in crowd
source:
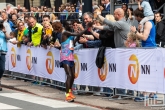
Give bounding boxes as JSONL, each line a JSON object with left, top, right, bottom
{"left": 137, "top": 0, "right": 154, "bottom": 32}
{"left": 125, "top": 32, "right": 140, "bottom": 47}
{"left": 9, "top": 32, "right": 16, "bottom": 43}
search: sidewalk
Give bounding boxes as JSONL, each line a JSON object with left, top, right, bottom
{"left": 1, "top": 77, "right": 153, "bottom": 110}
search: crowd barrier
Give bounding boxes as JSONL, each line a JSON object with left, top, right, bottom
{"left": 5, "top": 43, "right": 165, "bottom": 95}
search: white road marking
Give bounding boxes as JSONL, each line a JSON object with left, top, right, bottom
{"left": 0, "top": 103, "right": 22, "bottom": 109}
{"left": 0, "top": 93, "right": 84, "bottom": 108}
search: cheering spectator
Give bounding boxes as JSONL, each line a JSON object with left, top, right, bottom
{"left": 124, "top": 32, "right": 140, "bottom": 47}
{"left": 27, "top": 16, "right": 43, "bottom": 47}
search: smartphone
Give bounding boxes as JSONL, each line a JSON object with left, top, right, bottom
{"left": 46, "top": 29, "right": 52, "bottom": 35}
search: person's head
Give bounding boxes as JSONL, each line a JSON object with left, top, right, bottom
{"left": 104, "top": 0, "right": 110, "bottom": 4}
{"left": 43, "top": 21, "right": 52, "bottom": 30}
{"left": 52, "top": 22, "right": 63, "bottom": 33}
{"left": 127, "top": 7, "right": 133, "bottom": 15}
{"left": 10, "top": 32, "right": 15, "bottom": 38}
{"left": 113, "top": 8, "right": 124, "bottom": 21}
{"left": 24, "top": 16, "right": 29, "bottom": 23}
{"left": 133, "top": 8, "right": 144, "bottom": 22}
{"left": 95, "top": 20, "right": 103, "bottom": 26}
{"left": 17, "top": 5, "right": 21, "bottom": 9}
{"left": 64, "top": 20, "right": 72, "bottom": 31}
{"left": 42, "top": 15, "right": 50, "bottom": 23}
{"left": 0, "top": 20, "right": 4, "bottom": 30}
{"left": 83, "top": 12, "right": 93, "bottom": 25}
{"left": 17, "top": 21, "right": 25, "bottom": 31}
{"left": 127, "top": 32, "right": 137, "bottom": 42}
{"left": 43, "top": 6, "right": 47, "bottom": 12}
{"left": 71, "top": 6, "right": 75, "bottom": 12}
{"left": 28, "top": 16, "right": 37, "bottom": 27}
{"left": 65, "top": 3, "right": 71, "bottom": 11}
{"left": 30, "top": 7, "right": 34, "bottom": 11}
{"left": 1, "top": 11, "right": 8, "bottom": 21}
{"left": 155, "top": 12, "right": 162, "bottom": 23}
{"left": 72, "top": 20, "right": 79, "bottom": 31}
{"left": 7, "top": 4, "right": 11, "bottom": 10}
{"left": 11, "top": 14, "right": 18, "bottom": 21}
{"left": 122, "top": 3, "right": 128, "bottom": 12}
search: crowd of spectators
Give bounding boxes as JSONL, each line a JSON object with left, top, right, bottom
{"left": 0, "top": 0, "right": 165, "bottom": 101}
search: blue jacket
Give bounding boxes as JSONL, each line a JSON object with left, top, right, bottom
{"left": 0, "top": 31, "right": 7, "bottom": 52}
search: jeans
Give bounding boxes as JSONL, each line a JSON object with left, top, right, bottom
{"left": 0, "top": 54, "right": 5, "bottom": 79}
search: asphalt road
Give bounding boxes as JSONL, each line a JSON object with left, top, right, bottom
{"left": 0, "top": 88, "right": 99, "bottom": 110}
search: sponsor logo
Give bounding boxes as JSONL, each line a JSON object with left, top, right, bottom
{"left": 74, "top": 54, "right": 80, "bottom": 79}
{"left": 11, "top": 47, "right": 16, "bottom": 67}
{"left": 26, "top": 49, "right": 32, "bottom": 70}
{"left": 98, "top": 57, "right": 108, "bottom": 81}
{"left": 128, "top": 54, "right": 140, "bottom": 84}
{"left": 46, "top": 51, "right": 54, "bottom": 74}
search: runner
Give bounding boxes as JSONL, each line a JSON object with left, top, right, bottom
{"left": 60, "top": 20, "right": 92, "bottom": 102}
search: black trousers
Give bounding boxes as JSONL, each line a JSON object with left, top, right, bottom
{"left": 0, "top": 54, "right": 5, "bottom": 79}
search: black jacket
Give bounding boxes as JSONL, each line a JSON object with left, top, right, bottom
{"left": 156, "top": 19, "right": 165, "bottom": 43}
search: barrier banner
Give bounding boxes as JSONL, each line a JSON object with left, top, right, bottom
{"left": 6, "top": 43, "right": 165, "bottom": 93}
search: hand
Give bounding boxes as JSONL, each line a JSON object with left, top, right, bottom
{"left": 138, "top": 24, "right": 142, "bottom": 31}
{"left": 130, "top": 26, "right": 136, "bottom": 33}
{"left": 79, "top": 37, "right": 88, "bottom": 43}
{"left": 27, "top": 42, "right": 33, "bottom": 47}
{"left": 2, "top": 28, "right": 6, "bottom": 34}
{"left": 11, "top": 40, "right": 18, "bottom": 45}
{"left": 96, "top": 9, "right": 101, "bottom": 16}
{"left": 87, "top": 22, "right": 93, "bottom": 28}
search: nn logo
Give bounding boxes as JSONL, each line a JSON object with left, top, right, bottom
{"left": 46, "top": 51, "right": 54, "bottom": 74}
{"left": 128, "top": 54, "right": 150, "bottom": 84}
{"left": 26, "top": 49, "right": 37, "bottom": 70}
{"left": 11, "top": 47, "right": 16, "bottom": 67}
{"left": 98, "top": 57, "right": 108, "bottom": 81}
{"left": 74, "top": 54, "right": 80, "bottom": 79}
{"left": 26, "top": 49, "right": 32, "bottom": 70}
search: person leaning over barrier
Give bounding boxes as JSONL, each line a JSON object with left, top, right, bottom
{"left": 60, "top": 20, "right": 92, "bottom": 102}
{"left": 94, "top": 8, "right": 133, "bottom": 98}
{"left": 130, "top": 8, "right": 157, "bottom": 101}
{"left": 0, "top": 20, "right": 11, "bottom": 91}
{"left": 27, "top": 16, "right": 43, "bottom": 47}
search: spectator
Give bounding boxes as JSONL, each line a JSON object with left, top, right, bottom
{"left": 121, "top": 3, "right": 128, "bottom": 20}
{"left": 95, "top": 8, "right": 130, "bottom": 47}
{"left": 131, "top": 8, "right": 157, "bottom": 101}
{"left": 102, "top": 0, "right": 110, "bottom": 17}
{"left": 137, "top": 0, "right": 154, "bottom": 32}
{"left": 127, "top": 7, "right": 135, "bottom": 26}
{"left": 6, "top": 4, "right": 12, "bottom": 14}
{"left": 24, "top": 16, "right": 29, "bottom": 28}
{"left": 79, "top": 12, "right": 102, "bottom": 48}
{"left": 0, "top": 20, "right": 10, "bottom": 91}
{"left": 11, "top": 14, "right": 18, "bottom": 30}
{"left": 1, "top": 11, "right": 12, "bottom": 35}
{"left": 154, "top": 12, "right": 165, "bottom": 47}
{"left": 27, "top": 16, "right": 43, "bottom": 47}
{"left": 10, "top": 21, "right": 26, "bottom": 47}
{"left": 131, "top": 8, "right": 156, "bottom": 47}
{"left": 41, "top": 21, "right": 54, "bottom": 49}
{"left": 124, "top": 32, "right": 140, "bottom": 47}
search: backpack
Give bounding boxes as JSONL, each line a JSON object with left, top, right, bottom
{"left": 95, "top": 46, "right": 106, "bottom": 69}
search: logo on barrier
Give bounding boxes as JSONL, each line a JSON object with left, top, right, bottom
{"left": 11, "top": 47, "right": 16, "bottom": 67}
{"left": 26, "top": 49, "right": 32, "bottom": 70}
{"left": 74, "top": 54, "right": 80, "bottom": 79}
{"left": 128, "top": 54, "right": 140, "bottom": 84}
{"left": 46, "top": 51, "right": 54, "bottom": 74}
{"left": 98, "top": 57, "right": 108, "bottom": 81}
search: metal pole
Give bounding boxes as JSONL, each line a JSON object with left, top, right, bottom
{"left": 110, "top": 0, "right": 114, "bottom": 15}
{"left": 164, "top": 5, "right": 165, "bottom": 19}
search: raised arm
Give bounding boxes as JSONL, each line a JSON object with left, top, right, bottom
{"left": 138, "top": 1, "right": 143, "bottom": 11}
